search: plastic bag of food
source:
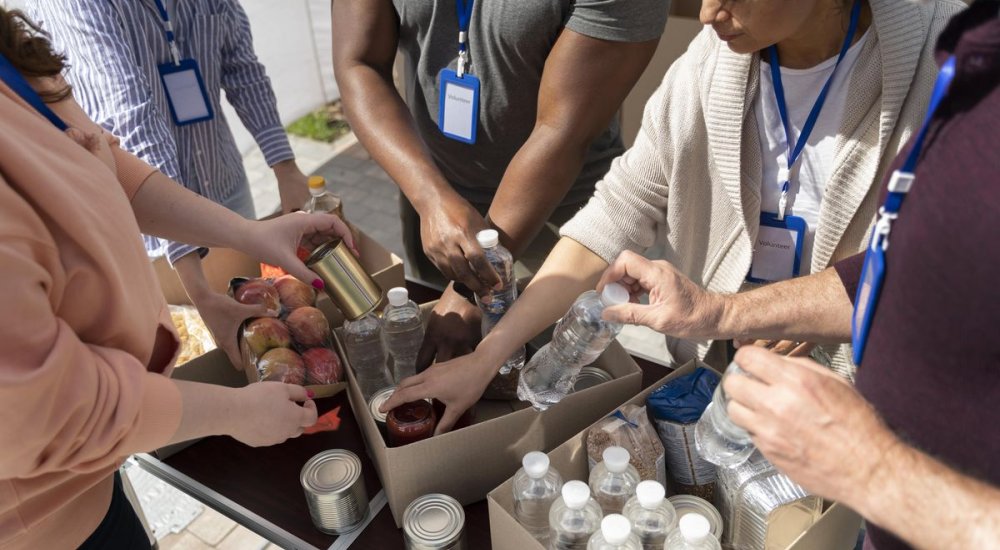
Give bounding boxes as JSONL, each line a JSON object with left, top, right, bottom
{"left": 586, "top": 405, "right": 666, "bottom": 484}
{"left": 169, "top": 305, "right": 216, "bottom": 365}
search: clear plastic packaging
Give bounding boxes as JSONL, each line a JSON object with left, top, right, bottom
{"left": 589, "top": 446, "right": 641, "bottom": 515}
{"left": 343, "top": 313, "right": 393, "bottom": 400}
{"left": 665, "top": 514, "right": 722, "bottom": 550}
{"left": 587, "top": 514, "right": 641, "bottom": 550}
{"left": 513, "top": 451, "right": 564, "bottom": 544}
{"left": 694, "top": 362, "right": 755, "bottom": 468}
{"left": 169, "top": 305, "right": 216, "bottom": 365}
{"left": 476, "top": 230, "right": 526, "bottom": 378}
{"left": 622, "top": 481, "right": 677, "bottom": 550}
{"left": 549, "top": 481, "right": 603, "bottom": 550}
{"left": 586, "top": 406, "right": 665, "bottom": 485}
{"left": 381, "top": 287, "right": 424, "bottom": 382}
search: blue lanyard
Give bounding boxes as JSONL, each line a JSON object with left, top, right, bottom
{"left": 454, "top": 0, "right": 474, "bottom": 77}
{"left": 0, "top": 52, "right": 68, "bottom": 131}
{"left": 151, "top": 0, "right": 182, "bottom": 65}
{"left": 768, "top": 0, "right": 862, "bottom": 219}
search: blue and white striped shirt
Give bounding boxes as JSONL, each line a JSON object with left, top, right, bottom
{"left": 29, "top": 0, "right": 294, "bottom": 263}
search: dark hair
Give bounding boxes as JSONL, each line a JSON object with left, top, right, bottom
{"left": 0, "top": 7, "right": 71, "bottom": 102}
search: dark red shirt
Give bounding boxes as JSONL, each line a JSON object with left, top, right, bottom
{"left": 835, "top": 4, "right": 1000, "bottom": 550}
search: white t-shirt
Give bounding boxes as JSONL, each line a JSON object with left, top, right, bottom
{"left": 756, "top": 29, "right": 870, "bottom": 273}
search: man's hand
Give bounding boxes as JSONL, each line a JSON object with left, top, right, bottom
{"left": 194, "top": 291, "right": 278, "bottom": 369}
{"left": 419, "top": 195, "right": 500, "bottom": 294}
{"left": 724, "top": 346, "right": 898, "bottom": 504}
{"left": 272, "top": 159, "right": 312, "bottom": 214}
{"left": 239, "top": 212, "right": 357, "bottom": 289}
{"left": 416, "top": 285, "right": 482, "bottom": 371}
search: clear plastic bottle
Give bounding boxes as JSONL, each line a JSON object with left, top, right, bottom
{"left": 343, "top": 313, "right": 392, "bottom": 400}
{"left": 475, "top": 229, "right": 526, "bottom": 375}
{"left": 664, "top": 514, "right": 722, "bottom": 550}
{"left": 587, "top": 514, "right": 642, "bottom": 550}
{"left": 548, "top": 480, "right": 603, "bottom": 550}
{"left": 622, "top": 481, "right": 677, "bottom": 550}
{"left": 588, "top": 446, "right": 640, "bottom": 515}
{"left": 303, "top": 175, "right": 344, "bottom": 217}
{"left": 513, "top": 451, "right": 564, "bottom": 544}
{"left": 381, "top": 287, "right": 424, "bottom": 382}
{"left": 517, "top": 283, "right": 629, "bottom": 410}
{"left": 694, "top": 362, "right": 755, "bottom": 468}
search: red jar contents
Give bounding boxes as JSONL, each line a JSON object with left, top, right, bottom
{"left": 386, "top": 400, "right": 437, "bottom": 447}
{"left": 432, "top": 399, "right": 476, "bottom": 431}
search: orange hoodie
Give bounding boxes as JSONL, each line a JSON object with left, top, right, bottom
{"left": 0, "top": 80, "right": 183, "bottom": 548}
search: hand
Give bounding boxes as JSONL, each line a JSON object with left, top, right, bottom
{"left": 415, "top": 285, "right": 482, "bottom": 371}
{"left": 228, "top": 383, "right": 318, "bottom": 447}
{"left": 381, "top": 351, "right": 497, "bottom": 435}
{"left": 418, "top": 195, "right": 500, "bottom": 294}
{"left": 240, "top": 212, "right": 357, "bottom": 289}
{"left": 193, "top": 291, "right": 278, "bottom": 370}
{"left": 724, "top": 346, "right": 899, "bottom": 504}
{"left": 596, "top": 251, "right": 725, "bottom": 339}
{"left": 735, "top": 339, "right": 816, "bottom": 357}
{"left": 272, "top": 160, "right": 312, "bottom": 214}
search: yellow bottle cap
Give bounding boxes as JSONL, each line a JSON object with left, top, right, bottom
{"left": 308, "top": 176, "right": 326, "bottom": 190}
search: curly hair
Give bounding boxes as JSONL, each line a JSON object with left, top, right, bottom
{"left": 0, "top": 7, "right": 71, "bottom": 102}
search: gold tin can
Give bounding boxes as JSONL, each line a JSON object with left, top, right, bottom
{"left": 306, "top": 239, "right": 383, "bottom": 321}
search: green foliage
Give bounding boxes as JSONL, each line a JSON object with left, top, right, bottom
{"left": 286, "top": 101, "right": 351, "bottom": 143}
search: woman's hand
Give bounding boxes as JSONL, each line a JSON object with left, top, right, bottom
{"left": 194, "top": 291, "right": 277, "bottom": 369}
{"left": 228, "top": 383, "right": 318, "bottom": 447}
{"left": 415, "top": 285, "right": 482, "bottom": 371}
{"left": 239, "top": 212, "right": 357, "bottom": 289}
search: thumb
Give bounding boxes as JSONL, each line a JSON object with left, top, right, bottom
{"left": 601, "top": 302, "right": 652, "bottom": 327}
{"left": 239, "top": 301, "right": 279, "bottom": 319}
{"left": 283, "top": 261, "right": 326, "bottom": 296}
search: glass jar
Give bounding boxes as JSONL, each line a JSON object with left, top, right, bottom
{"left": 387, "top": 400, "right": 437, "bottom": 447}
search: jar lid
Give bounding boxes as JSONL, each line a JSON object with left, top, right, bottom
{"left": 574, "top": 366, "right": 613, "bottom": 391}
{"left": 368, "top": 386, "right": 396, "bottom": 424}
{"left": 668, "top": 495, "right": 724, "bottom": 540}
{"left": 403, "top": 493, "right": 465, "bottom": 547}
{"left": 300, "top": 450, "right": 361, "bottom": 495}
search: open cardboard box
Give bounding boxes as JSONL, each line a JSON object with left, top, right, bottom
{"left": 335, "top": 303, "right": 644, "bottom": 526}
{"left": 487, "top": 361, "right": 863, "bottom": 550}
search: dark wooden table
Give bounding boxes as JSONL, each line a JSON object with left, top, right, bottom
{"left": 137, "top": 281, "right": 671, "bottom": 549}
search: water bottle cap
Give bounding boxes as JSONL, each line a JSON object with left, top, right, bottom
{"left": 521, "top": 451, "right": 549, "bottom": 479}
{"left": 635, "top": 480, "right": 665, "bottom": 509}
{"left": 476, "top": 229, "right": 499, "bottom": 248}
{"left": 679, "top": 513, "right": 711, "bottom": 541}
{"left": 600, "top": 514, "right": 632, "bottom": 545}
{"left": 602, "top": 446, "right": 630, "bottom": 473}
{"left": 387, "top": 287, "right": 409, "bottom": 307}
{"left": 561, "top": 481, "right": 590, "bottom": 509}
{"left": 600, "top": 282, "right": 629, "bottom": 307}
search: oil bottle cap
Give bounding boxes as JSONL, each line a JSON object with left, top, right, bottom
{"left": 522, "top": 452, "right": 550, "bottom": 479}
{"left": 308, "top": 175, "right": 326, "bottom": 189}
{"left": 601, "top": 514, "right": 632, "bottom": 545}
{"left": 476, "top": 229, "right": 499, "bottom": 249}
{"left": 387, "top": 287, "right": 409, "bottom": 307}
{"left": 602, "top": 446, "right": 631, "bottom": 473}
{"left": 600, "top": 282, "right": 629, "bottom": 307}
{"left": 561, "top": 481, "right": 590, "bottom": 509}
{"left": 636, "top": 480, "right": 666, "bottom": 509}
{"left": 679, "top": 513, "right": 711, "bottom": 541}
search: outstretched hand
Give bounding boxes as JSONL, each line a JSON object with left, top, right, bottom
{"left": 243, "top": 212, "right": 357, "bottom": 289}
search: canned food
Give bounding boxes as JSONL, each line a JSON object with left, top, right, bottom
{"left": 573, "top": 366, "right": 613, "bottom": 391}
{"left": 668, "top": 495, "right": 724, "bottom": 540}
{"left": 403, "top": 494, "right": 466, "bottom": 550}
{"left": 301, "top": 450, "right": 369, "bottom": 534}
{"left": 306, "top": 239, "right": 383, "bottom": 321}
{"left": 368, "top": 386, "right": 396, "bottom": 425}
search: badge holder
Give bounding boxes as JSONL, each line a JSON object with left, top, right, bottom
{"left": 158, "top": 59, "right": 214, "bottom": 127}
{"left": 747, "top": 212, "right": 806, "bottom": 284}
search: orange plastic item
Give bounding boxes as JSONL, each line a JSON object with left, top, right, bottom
{"left": 259, "top": 246, "right": 313, "bottom": 279}
{"left": 303, "top": 406, "right": 342, "bottom": 435}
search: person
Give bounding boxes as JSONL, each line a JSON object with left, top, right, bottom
{"left": 0, "top": 9, "right": 353, "bottom": 549}
{"left": 332, "top": 0, "right": 668, "bottom": 366}
{"left": 27, "top": 0, "right": 315, "bottom": 368}
{"left": 583, "top": 4, "right": 1000, "bottom": 548}
{"left": 381, "top": 0, "right": 968, "bottom": 431}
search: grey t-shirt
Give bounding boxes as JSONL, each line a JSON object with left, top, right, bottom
{"left": 392, "top": 0, "right": 669, "bottom": 207}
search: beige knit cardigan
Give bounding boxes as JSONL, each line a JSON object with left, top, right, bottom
{"left": 561, "top": 0, "right": 966, "bottom": 377}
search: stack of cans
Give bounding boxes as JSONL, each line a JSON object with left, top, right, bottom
{"left": 403, "top": 494, "right": 466, "bottom": 550}
{"left": 300, "top": 450, "right": 370, "bottom": 534}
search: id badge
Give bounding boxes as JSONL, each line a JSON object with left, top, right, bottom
{"left": 851, "top": 245, "right": 885, "bottom": 365}
{"left": 158, "top": 59, "right": 214, "bottom": 126}
{"left": 438, "top": 68, "right": 479, "bottom": 144}
{"left": 747, "top": 213, "right": 806, "bottom": 284}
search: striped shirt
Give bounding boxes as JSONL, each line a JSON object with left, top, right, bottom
{"left": 29, "top": 0, "right": 294, "bottom": 263}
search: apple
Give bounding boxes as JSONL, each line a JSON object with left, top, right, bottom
{"left": 242, "top": 317, "right": 292, "bottom": 358}
{"left": 257, "top": 348, "right": 305, "bottom": 385}
{"left": 274, "top": 275, "right": 316, "bottom": 310}
{"left": 286, "top": 306, "right": 330, "bottom": 348}
{"left": 234, "top": 279, "right": 280, "bottom": 312}
{"left": 302, "top": 347, "right": 343, "bottom": 385}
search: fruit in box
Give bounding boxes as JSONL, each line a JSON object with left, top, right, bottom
{"left": 234, "top": 279, "right": 280, "bottom": 312}
{"left": 243, "top": 317, "right": 292, "bottom": 357}
{"left": 274, "top": 275, "right": 316, "bottom": 310}
{"left": 302, "top": 347, "right": 343, "bottom": 385}
{"left": 258, "top": 348, "right": 306, "bottom": 384}
{"left": 286, "top": 306, "right": 330, "bottom": 348}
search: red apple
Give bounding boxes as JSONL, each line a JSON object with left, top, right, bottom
{"left": 302, "top": 347, "right": 343, "bottom": 385}
{"left": 234, "top": 279, "right": 280, "bottom": 312}
{"left": 274, "top": 275, "right": 316, "bottom": 310}
{"left": 257, "top": 348, "right": 305, "bottom": 384}
{"left": 242, "top": 317, "right": 292, "bottom": 358}
{"left": 286, "top": 306, "right": 330, "bottom": 348}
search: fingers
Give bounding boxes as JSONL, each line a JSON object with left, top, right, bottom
{"left": 723, "top": 369, "right": 770, "bottom": 413}
{"left": 733, "top": 346, "right": 789, "bottom": 384}
{"left": 301, "top": 399, "right": 318, "bottom": 427}
{"left": 464, "top": 243, "right": 501, "bottom": 292}
{"left": 598, "top": 251, "right": 654, "bottom": 292}
{"left": 788, "top": 342, "right": 816, "bottom": 358}
{"left": 434, "top": 406, "right": 461, "bottom": 436}
{"left": 381, "top": 377, "right": 426, "bottom": 411}
{"left": 726, "top": 398, "right": 760, "bottom": 434}
{"left": 601, "top": 302, "right": 650, "bottom": 327}
{"left": 285, "top": 383, "right": 310, "bottom": 402}
{"left": 448, "top": 251, "right": 485, "bottom": 294}
{"left": 770, "top": 340, "right": 801, "bottom": 356}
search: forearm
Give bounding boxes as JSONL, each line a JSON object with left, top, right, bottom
{"left": 173, "top": 253, "right": 215, "bottom": 303}
{"left": 168, "top": 380, "right": 242, "bottom": 445}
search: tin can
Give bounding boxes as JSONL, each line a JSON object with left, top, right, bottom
{"left": 573, "top": 366, "right": 613, "bottom": 392}
{"left": 306, "top": 239, "right": 383, "bottom": 321}
{"left": 368, "top": 386, "right": 395, "bottom": 427}
{"left": 300, "top": 450, "right": 369, "bottom": 534}
{"left": 403, "top": 494, "right": 466, "bottom": 550}
{"left": 668, "top": 494, "right": 724, "bottom": 540}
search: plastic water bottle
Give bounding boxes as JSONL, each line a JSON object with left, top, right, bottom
{"left": 343, "top": 313, "right": 392, "bottom": 400}
{"left": 664, "top": 514, "right": 721, "bottom": 550}
{"left": 382, "top": 287, "right": 424, "bottom": 382}
{"left": 517, "top": 283, "right": 629, "bottom": 410}
{"left": 587, "top": 514, "right": 642, "bottom": 550}
{"left": 589, "top": 446, "right": 640, "bottom": 515}
{"left": 513, "top": 451, "right": 564, "bottom": 543}
{"left": 694, "top": 362, "right": 755, "bottom": 468}
{"left": 475, "top": 229, "right": 526, "bottom": 375}
{"left": 549, "top": 481, "right": 603, "bottom": 550}
{"left": 622, "top": 481, "right": 677, "bottom": 550}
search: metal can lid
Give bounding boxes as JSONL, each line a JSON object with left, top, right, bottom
{"left": 574, "top": 366, "right": 613, "bottom": 391}
{"left": 368, "top": 386, "right": 396, "bottom": 424}
{"left": 403, "top": 493, "right": 465, "bottom": 547}
{"left": 304, "top": 239, "right": 343, "bottom": 267}
{"left": 668, "top": 495, "right": 724, "bottom": 540}
{"left": 301, "top": 450, "right": 362, "bottom": 495}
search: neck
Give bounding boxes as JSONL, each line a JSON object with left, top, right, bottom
{"left": 774, "top": 0, "right": 872, "bottom": 70}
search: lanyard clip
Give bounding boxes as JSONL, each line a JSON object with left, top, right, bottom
{"left": 457, "top": 49, "right": 468, "bottom": 78}
{"left": 871, "top": 207, "right": 897, "bottom": 252}
{"left": 169, "top": 42, "right": 182, "bottom": 66}
{"left": 777, "top": 179, "right": 790, "bottom": 221}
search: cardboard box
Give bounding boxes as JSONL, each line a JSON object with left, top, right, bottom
{"left": 337, "top": 313, "right": 644, "bottom": 526}
{"left": 487, "top": 361, "right": 863, "bottom": 550}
